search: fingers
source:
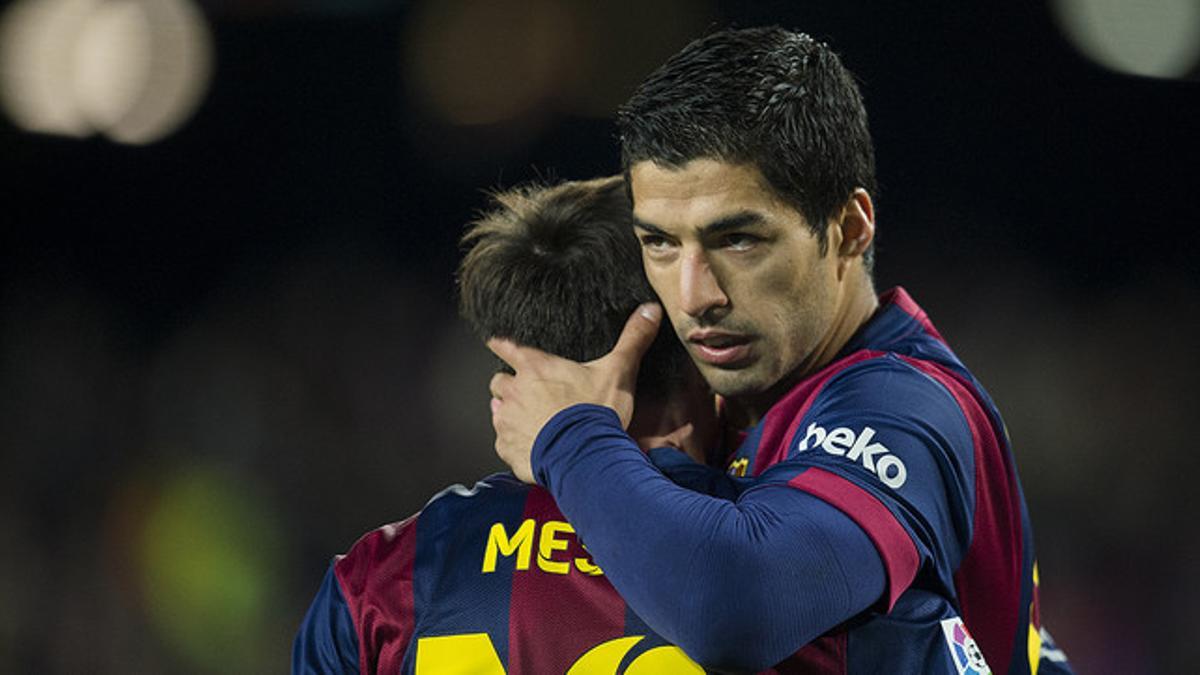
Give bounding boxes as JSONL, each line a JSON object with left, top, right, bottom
{"left": 487, "top": 337, "right": 560, "bottom": 373}
{"left": 489, "top": 372, "right": 511, "bottom": 424}
{"left": 607, "top": 302, "right": 662, "bottom": 368}
{"left": 486, "top": 337, "right": 526, "bottom": 370}
{"left": 489, "top": 371, "right": 512, "bottom": 399}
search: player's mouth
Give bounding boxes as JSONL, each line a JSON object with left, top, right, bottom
{"left": 687, "top": 330, "right": 754, "bottom": 367}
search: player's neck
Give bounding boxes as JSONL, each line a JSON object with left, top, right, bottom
{"left": 732, "top": 273, "right": 879, "bottom": 427}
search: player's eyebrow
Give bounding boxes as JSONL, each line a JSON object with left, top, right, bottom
{"left": 633, "top": 211, "right": 767, "bottom": 236}
{"left": 699, "top": 211, "right": 766, "bottom": 236}
{"left": 632, "top": 217, "right": 669, "bottom": 236}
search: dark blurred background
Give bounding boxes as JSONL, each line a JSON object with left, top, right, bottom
{"left": 1, "top": 0, "right": 1197, "bottom": 672}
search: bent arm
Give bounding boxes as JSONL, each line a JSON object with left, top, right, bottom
{"left": 648, "top": 446, "right": 753, "bottom": 500}
{"left": 534, "top": 405, "right": 887, "bottom": 670}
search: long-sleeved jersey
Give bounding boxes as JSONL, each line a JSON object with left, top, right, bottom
{"left": 529, "top": 287, "right": 1072, "bottom": 674}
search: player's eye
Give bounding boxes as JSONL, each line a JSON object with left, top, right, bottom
{"left": 722, "top": 233, "right": 760, "bottom": 252}
{"left": 639, "top": 234, "right": 675, "bottom": 253}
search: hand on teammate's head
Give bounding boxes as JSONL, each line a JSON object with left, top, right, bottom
{"left": 488, "top": 304, "right": 662, "bottom": 483}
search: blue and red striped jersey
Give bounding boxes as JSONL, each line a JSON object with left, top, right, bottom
{"left": 292, "top": 473, "right": 703, "bottom": 674}
{"left": 723, "top": 287, "right": 1072, "bottom": 674}
{"left": 528, "top": 287, "right": 1072, "bottom": 674}
{"left": 297, "top": 287, "right": 1072, "bottom": 674}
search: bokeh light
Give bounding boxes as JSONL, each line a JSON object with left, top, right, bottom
{"left": 404, "top": 0, "right": 574, "bottom": 127}
{"left": 0, "top": 0, "right": 96, "bottom": 136}
{"left": 0, "top": 0, "right": 213, "bottom": 144}
{"left": 102, "top": 0, "right": 213, "bottom": 144}
{"left": 72, "top": 1, "right": 153, "bottom": 132}
{"left": 553, "top": 0, "right": 718, "bottom": 118}
{"left": 399, "top": 0, "right": 717, "bottom": 169}
{"left": 1052, "top": 0, "right": 1200, "bottom": 79}
{"left": 403, "top": 0, "right": 717, "bottom": 126}
{"left": 138, "top": 466, "right": 285, "bottom": 672}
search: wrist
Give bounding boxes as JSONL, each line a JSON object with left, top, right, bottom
{"left": 531, "top": 403, "right": 623, "bottom": 490}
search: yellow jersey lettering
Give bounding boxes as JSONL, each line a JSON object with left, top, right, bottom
{"left": 574, "top": 538, "right": 604, "bottom": 576}
{"left": 1027, "top": 562, "right": 1042, "bottom": 674}
{"left": 415, "top": 632, "right": 702, "bottom": 674}
{"left": 626, "top": 645, "right": 704, "bottom": 674}
{"left": 483, "top": 518, "right": 607, "bottom": 577}
{"left": 574, "top": 555, "right": 603, "bottom": 576}
{"left": 537, "top": 520, "right": 573, "bottom": 575}
{"left": 565, "top": 636, "right": 643, "bottom": 674}
{"left": 481, "top": 519, "right": 535, "bottom": 573}
{"left": 565, "top": 636, "right": 701, "bottom": 674}
{"left": 415, "top": 633, "right": 505, "bottom": 675}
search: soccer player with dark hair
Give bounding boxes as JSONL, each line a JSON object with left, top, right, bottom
{"left": 291, "top": 176, "right": 718, "bottom": 674}
{"left": 489, "top": 27, "right": 1072, "bottom": 673}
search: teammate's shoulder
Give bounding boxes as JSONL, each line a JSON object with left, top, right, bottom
{"left": 421, "top": 471, "right": 531, "bottom": 512}
{"left": 338, "top": 512, "right": 419, "bottom": 568}
{"left": 349, "top": 473, "right": 529, "bottom": 540}
{"left": 336, "top": 474, "right": 533, "bottom": 577}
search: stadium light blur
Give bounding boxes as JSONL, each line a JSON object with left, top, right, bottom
{"left": 400, "top": 0, "right": 717, "bottom": 168}
{"left": 554, "top": 0, "right": 717, "bottom": 118}
{"left": 72, "top": 0, "right": 155, "bottom": 132}
{"left": 138, "top": 466, "right": 284, "bottom": 672}
{"left": 404, "top": 0, "right": 572, "bottom": 126}
{"left": 403, "top": 0, "right": 717, "bottom": 126}
{"left": 0, "top": 0, "right": 95, "bottom": 136}
{"left": 0, "top": 0, "right": 213, "bottom": 144}
{"left": 1052, "top": 0, "right": 1200, "bottom": 79}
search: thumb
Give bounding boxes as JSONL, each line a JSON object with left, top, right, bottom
{"left": 605, "top": 303, "right": 662, "bottom": 375}
{"left": 487, "top": 337, "right": 537, "bottom": 372}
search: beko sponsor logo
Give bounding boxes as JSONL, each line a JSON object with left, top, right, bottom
{"left": 796, "top": 423, "right": 908, "bottom": 488}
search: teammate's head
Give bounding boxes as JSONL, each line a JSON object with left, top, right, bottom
{"left": 617, "top": 26, "right": 876, "bottom": 266}
{"left": 457, "top": 176, "right": 687, "bottom": 402}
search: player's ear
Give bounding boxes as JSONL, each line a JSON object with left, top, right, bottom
{"left": 836, "top": 188, "right": 875, "bottom": 277}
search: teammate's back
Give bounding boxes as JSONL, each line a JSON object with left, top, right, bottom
{"left": 293, "top": 473, "right": 701, "bottom": 673}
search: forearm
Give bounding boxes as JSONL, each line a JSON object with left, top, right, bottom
{"left": 648, "top": 446, "right": 752, "bottom": 500}
{"left": 534, "top": 405, "right": 886, "bottom": 670}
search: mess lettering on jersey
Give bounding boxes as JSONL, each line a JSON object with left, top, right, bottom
{"left": 294, "top": 476, "right": 703, "bottom": 674}
{"left": 481, "top": 518, "right": 603, "bottom": 576}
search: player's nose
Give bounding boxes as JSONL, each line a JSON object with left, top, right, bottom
{"left": 678, "top": 250, "right": 729, "bottom": 319}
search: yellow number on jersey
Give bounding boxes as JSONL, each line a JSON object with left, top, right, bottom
{"left": 415, "top": 633, "right": 505, "bottom": 675}
{"left": 415, "top": 633, "right": 701, "bottom": 674}
{"left": 1027, "top": 562, "right": 1042, "bottom": 675}
{"left": 625, "top": 646, "right": 704, "bottom": 674}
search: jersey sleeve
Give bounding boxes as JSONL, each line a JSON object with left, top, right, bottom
{"left": 292, "top": 564, "right": 361, "bottom": 675}
{"left": 647, "top": 446, "right": 752, "bottom": 500}
{"left": 532, "top": 405, "right": 887, "bottom": 670}
{"left": 331, "top": 518, "right": 419, "bottom": 675}
{"left": 761, "top": 354, "right": 978, "bottom": 595}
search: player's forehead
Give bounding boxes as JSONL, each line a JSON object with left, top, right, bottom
{"left": 629, "top": 158, "right": 789, "bottom": 233}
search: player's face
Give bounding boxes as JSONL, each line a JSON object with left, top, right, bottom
{"left": 631, "top": 159, "right": 841, "bottom": 413}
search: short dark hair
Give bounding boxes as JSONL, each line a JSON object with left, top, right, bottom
{"left": 617, "top": 26, "right": 876, "bottom": 266}
{"left": 458, "top": 176, "right": 686, "bottom": 399}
